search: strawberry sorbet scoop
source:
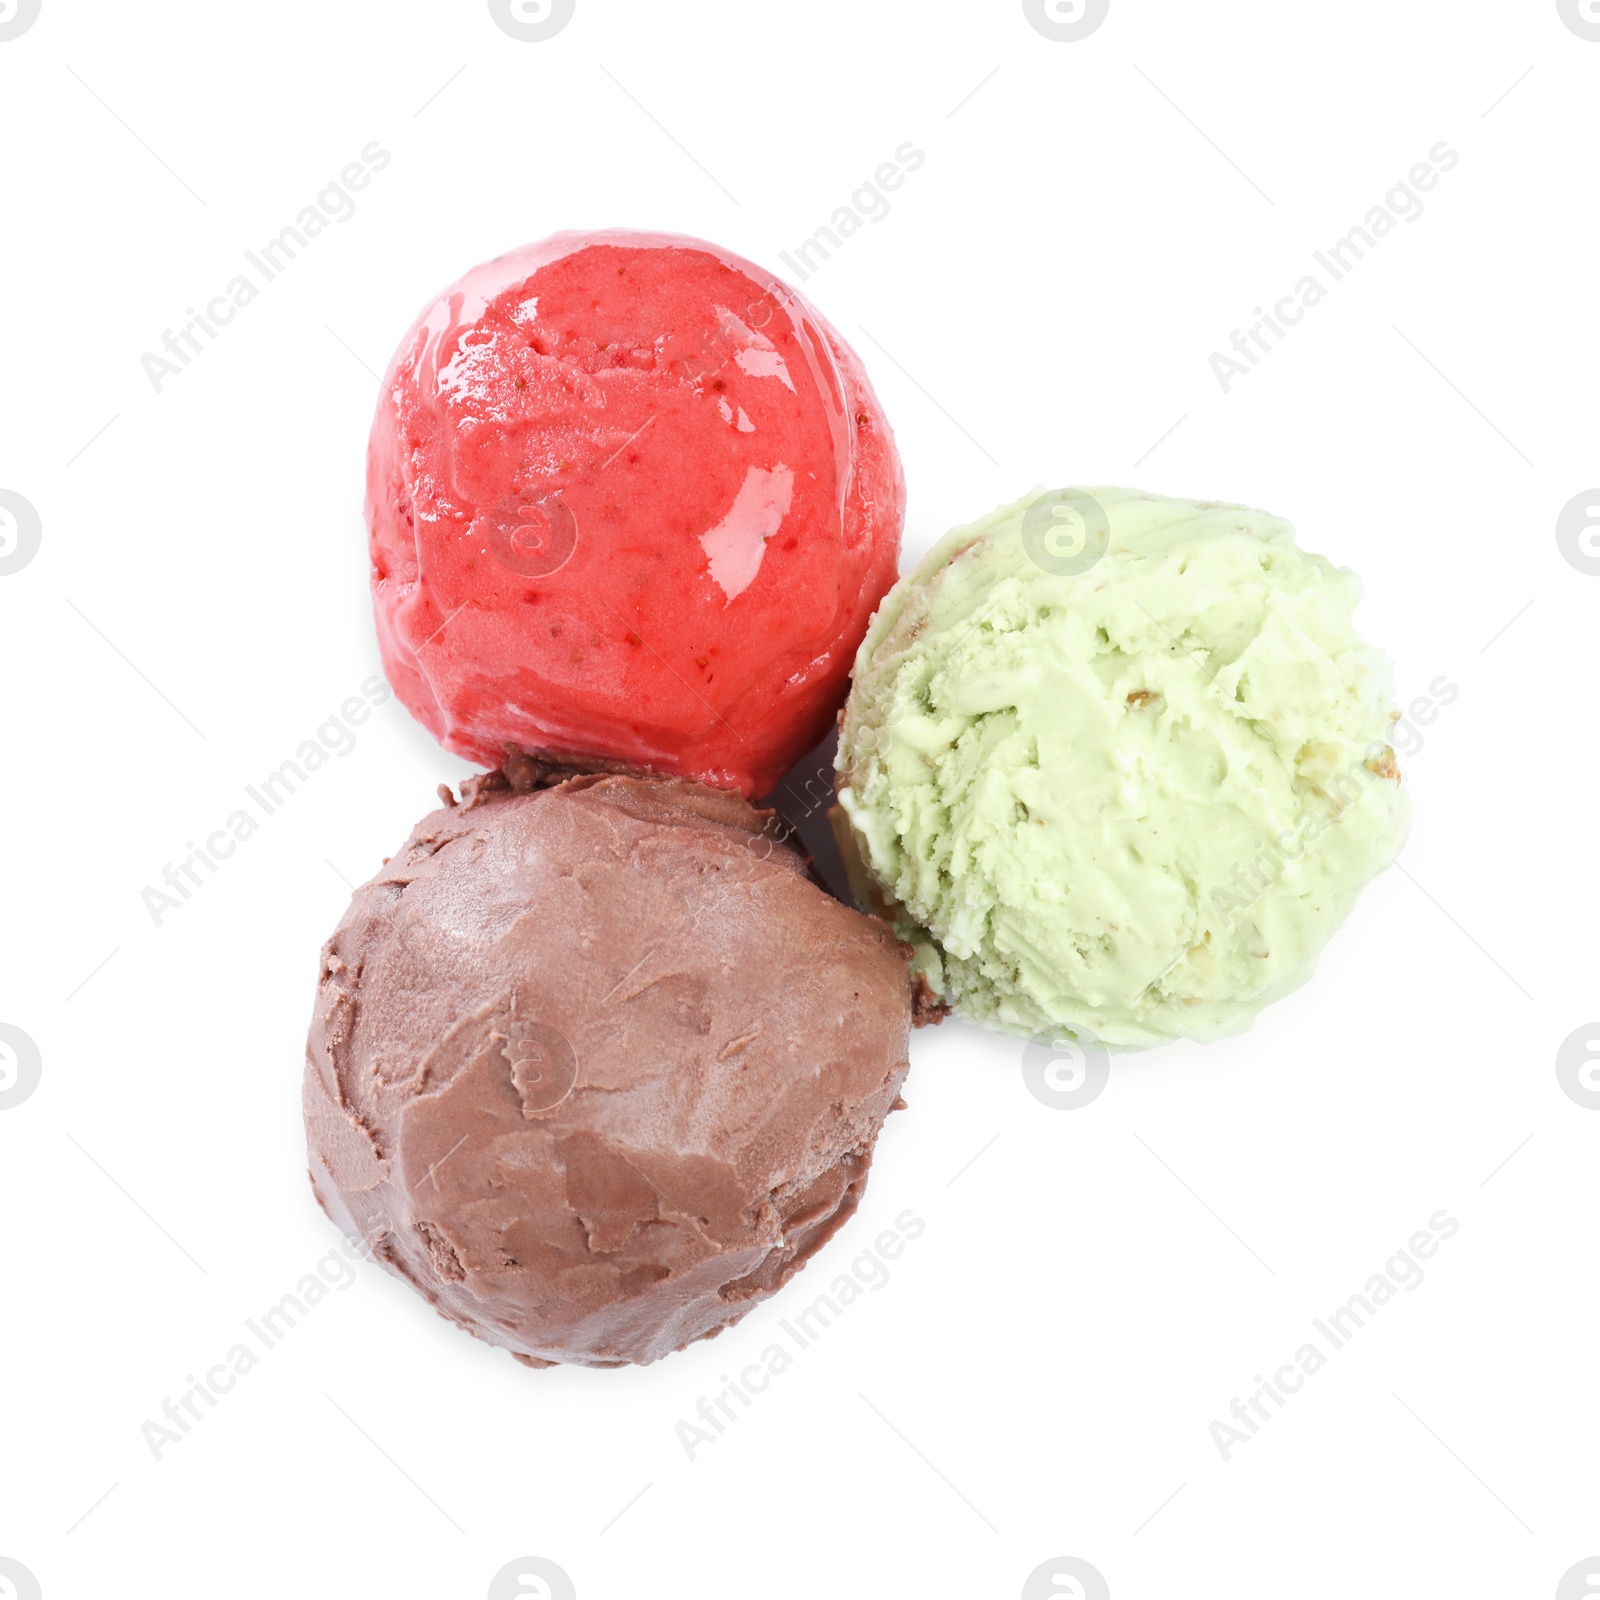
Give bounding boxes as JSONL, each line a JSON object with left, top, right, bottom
{"left": 366, "top": 229, "right": 905, "bottom": 797}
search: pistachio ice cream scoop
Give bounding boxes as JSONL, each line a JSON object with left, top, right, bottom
{"left": 835, "top": 487, "right": 1409, "bottom": 1048}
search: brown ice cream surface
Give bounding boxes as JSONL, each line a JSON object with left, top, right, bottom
{"left": 304, "top": 770, "right": 915, "bottom": 1368}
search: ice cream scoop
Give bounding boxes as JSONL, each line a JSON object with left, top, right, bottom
{"left": 367, "top": 229, "right": 904, "bottom": 798}
{"left": 835, "top": 487, "right": 1409, "bottom": 1048}
{"left": 303, "top": 763, "right": 916, "bottom": 1368}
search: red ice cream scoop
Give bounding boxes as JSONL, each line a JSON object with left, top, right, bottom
{"left": 366, "top": 229, "right": 905, "bottom": 797}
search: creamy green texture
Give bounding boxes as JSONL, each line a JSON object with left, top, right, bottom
{"left": 836, "top": 487, "right": 1409, "bottom": 1048}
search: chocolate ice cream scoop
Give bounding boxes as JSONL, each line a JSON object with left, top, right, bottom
{"left": 303, "top": 769, "right": 915, "bottom": 1368}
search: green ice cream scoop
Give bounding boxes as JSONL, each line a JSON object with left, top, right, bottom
{"left": 835, "top": 487, "right": 1409, "bottom": 1049}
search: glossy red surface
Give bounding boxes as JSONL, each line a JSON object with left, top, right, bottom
{"left": 367, "top": 229, "right": 904, "bottom": 796}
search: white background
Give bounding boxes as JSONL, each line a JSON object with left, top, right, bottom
{"left": 2, "top": 2, "right": 1597, "bottom": 1597}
